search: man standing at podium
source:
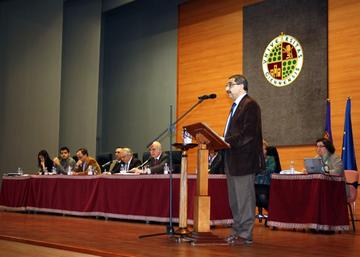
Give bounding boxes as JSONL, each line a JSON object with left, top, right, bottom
{"left": 223, "top": 74, "right": 265, "bottom": 245}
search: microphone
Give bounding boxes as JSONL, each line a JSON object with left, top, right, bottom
{"left": 102, "top": 161, "right": 112, "bottom": 168}
{"left": 198, "top": 93, "right": 217, "bottom": 100}
{"left": 137, "top": 158, "right": 150, "bottom": 169}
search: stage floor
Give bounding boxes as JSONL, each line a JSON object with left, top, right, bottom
{"left": 0, "top": 211, "right": 359, "bottom": 257}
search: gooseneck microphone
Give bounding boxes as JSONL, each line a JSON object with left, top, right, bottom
{"left": 137, "top": 158, "right": 150, "bottom": 169}
{"left": 101, "top": 161, "right": 112, "bottom": 168}
{"left": 198, "top": 93, "right": 217, "bottom": 100}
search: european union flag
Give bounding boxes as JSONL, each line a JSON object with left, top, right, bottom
{"left": 341, "top": 98, "right": 357, "bottom": 170}
{"left": 324, "top": 99, "right": 333, "bottom": 142}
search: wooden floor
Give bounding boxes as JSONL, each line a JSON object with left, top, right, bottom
{"left": 0, "top": 239, "right": 99, "bottom": 257}
{"left": 0, "top": 211, "right": 359, "bottom": 257}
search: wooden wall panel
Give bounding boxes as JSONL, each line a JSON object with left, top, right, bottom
{"left": 177, "top": 0, "right": 257, "bottom": 170}
{"left": 178, "top": 0, "right": 360, "bottom": 215}
{"left": 328, "top": 0, "right": 360, "bottom": 217}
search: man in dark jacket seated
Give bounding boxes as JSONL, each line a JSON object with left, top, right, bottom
{"left": 208, "top": 149, "right": 224, "bottom": 174}
{"left": 120, "top": 148, "right": 142, "bottom": 172}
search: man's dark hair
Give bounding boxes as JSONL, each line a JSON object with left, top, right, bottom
{"left": 60, "top": 146, "right": 70, "bottom": 153}
{"left": 229, "top": 74, "right": 248, "bottom": 91}
{"left": 316, "top": 138, "right": 335, "bottom": 154}
{"left": 76, "top": 148, "right": 88, "bottom": 156}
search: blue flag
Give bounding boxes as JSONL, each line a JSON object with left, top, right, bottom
{"left": 324, "top": 99, "right": 333, "bottom": 142}
{"left": 341, "top": 98, "right": 357, "bottom": 170}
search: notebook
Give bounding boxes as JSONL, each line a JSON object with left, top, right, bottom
{"left": 304, "top": 157, "right": 324, "bottom": 174}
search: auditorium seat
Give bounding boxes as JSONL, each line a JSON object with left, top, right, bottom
{"left": 345, "top": 170, "right": 359, "bottom": 232}
{"left": 96, "top": 152, "right": 113, "bottom": 172}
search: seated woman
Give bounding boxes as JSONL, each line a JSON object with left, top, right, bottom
{"left": 255, "top": 140, "right": 276, "bottom": 185}
{"left": 255, "top": 141, "right": 276, "bottom": 223}
{"left": 315, "top": 138, "right": 344, "bottom": 176}
{"left": 37, "top": 150, "right": 54, "bottom": 175}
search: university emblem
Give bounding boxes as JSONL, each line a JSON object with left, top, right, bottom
{"left": 262, "top": 33, "right": 303, "bottom": 87}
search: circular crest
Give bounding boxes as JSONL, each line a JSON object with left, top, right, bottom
{"left": 262, "top": 33, "right": 303, "bottom": 87}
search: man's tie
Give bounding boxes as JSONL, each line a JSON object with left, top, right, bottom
{"left": 154, "top": 159, "right": 159, "bottom": 166}
{"left": 229, "top": 102, "right": 236, "bottom": 119}
{"left": 224, "top": 102, "right": 236, "bottom": 136}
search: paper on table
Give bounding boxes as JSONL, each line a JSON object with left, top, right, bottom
{"left": 280, "top": 170, "right": 304, "bottom": 175}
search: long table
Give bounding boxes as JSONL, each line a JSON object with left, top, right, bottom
{"left": 267, "top": 173, "right": 349, "bottom": 231}
{"left": 0, "top": 174, "right": 233, "bottom": 225}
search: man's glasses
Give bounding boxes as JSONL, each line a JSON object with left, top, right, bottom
{"left": 226, "top": 82, "right": 238, "bottom": 88}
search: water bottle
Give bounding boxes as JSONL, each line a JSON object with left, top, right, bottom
{"left": 145, "top": 165, "right": 151, "bottom": 175}
{"left": 67, "top": 166, "right": 72, "bottom": 176}
{"left": 164, "top": 163, "right": 169, "bottom": 175}
{"left": 183, "top": 128, "right": 192, "bottom": 145}
{"left": 88, "top": 165, "right": 93, "bottom": 176}
{"left": 44, "top": 167, "right": 48, "bottom": 175}
{"left": 52, "top": 166, "right": 57, "bottom": 174}
{"left": 290, "top": 160, "right": 295, "bottom": 174}
{"left": 17, "top": 167, "right": 23, "bottom": 176}
{"left": 120, "top": 164, "right": 125, "bottom": 173}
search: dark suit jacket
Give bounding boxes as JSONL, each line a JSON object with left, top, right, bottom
{"left": 109, "top": 161, "right": 121, "bottom": 174}
{"left": 209, "top": 152, "right": 224, "bottom": 174}
{"left": 122, "top": 157, "right": 142, "bottom": 171}
{"left": 149, "top": 152, "right": 169, "bottom": 174}
{"left": 224, "top": 95, "right": 265, "bottom": 176}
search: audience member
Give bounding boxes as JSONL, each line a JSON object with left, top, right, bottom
{"left": 74, "top": 148, "right": 101, "bottom": 175}
{"left": 147, "top": 141, "right": 169, "bottom": 174}
{"left": 121, "top": 148, "right": 142, "bottom": 172}
{"left": 53, "top": 146, "right": 76, "bottom": 174}
{"left": 314, "top": 138, "right": 344, "bottom": 176}
{"left": 108, "top": 147, "right": 123, "bottom": 173}
{"left": 208, "top": 149, "right": 224, "bottom": 174}
{"left": 132, "top": 141, "right": 169, "bottom": 174}
{"left": 255, "top": 140, "right": 276, "bottom": 185}
{"left": 37, "top": 150, "right": 54, "bottom": 175}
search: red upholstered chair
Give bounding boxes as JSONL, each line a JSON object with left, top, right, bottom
{"left": 344, "top": 170, "right": 359, "bottom": 232}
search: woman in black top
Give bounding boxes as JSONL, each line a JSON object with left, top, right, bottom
{"left": 37, "top": 150, "right": 53, "bottom": 174}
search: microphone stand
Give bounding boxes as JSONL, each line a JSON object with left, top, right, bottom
{"left": 145, "top": 98, "right": 206, "bottom": 148}
{"left": 139, "top": 98, "right": 209, "bottom": 240}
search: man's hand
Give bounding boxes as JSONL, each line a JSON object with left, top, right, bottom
{"left": 53, "top": 157, "right": 60, "bottom": 166}
{"left": 130, "top": 168, "right": 143, "bottom": 174}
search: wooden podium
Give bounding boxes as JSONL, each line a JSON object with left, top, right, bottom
{"left": 172, "top": 142, "right": 198, "bottom": 236}
{"left": 184, "top": 122, "right": 230, "bottom": 245}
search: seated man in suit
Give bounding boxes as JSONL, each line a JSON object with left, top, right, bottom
{"left": 74, "top": 148, "right": 101, "bottom": 175}
{"left": 148, "top": 141, "right": 169, "bottom": 174}
{"left": 120, "top": 148, "right": 142, "bottom": 172}
{"left": 208, "top": 149, "right": 224, "bottom": 174}
{"left": 108, "top": 147, "right": 123, "bottom": 174}
{"left": 133, "top": 141, "right": 169, "bottom": 174}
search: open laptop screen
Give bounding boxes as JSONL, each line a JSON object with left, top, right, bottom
{"left": 304, "top": 157, "right": 324, "bottom": 174}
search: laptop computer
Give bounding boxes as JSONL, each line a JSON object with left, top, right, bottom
{"left": 304, "top": 157, "right": 324, "bottom": 174}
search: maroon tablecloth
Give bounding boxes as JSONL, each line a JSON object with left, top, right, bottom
{"left": 0, "top": 174, "right": 232, "bottom": 225}
{"left": 267, "top": 173, "right": 349, "bottom": 231}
